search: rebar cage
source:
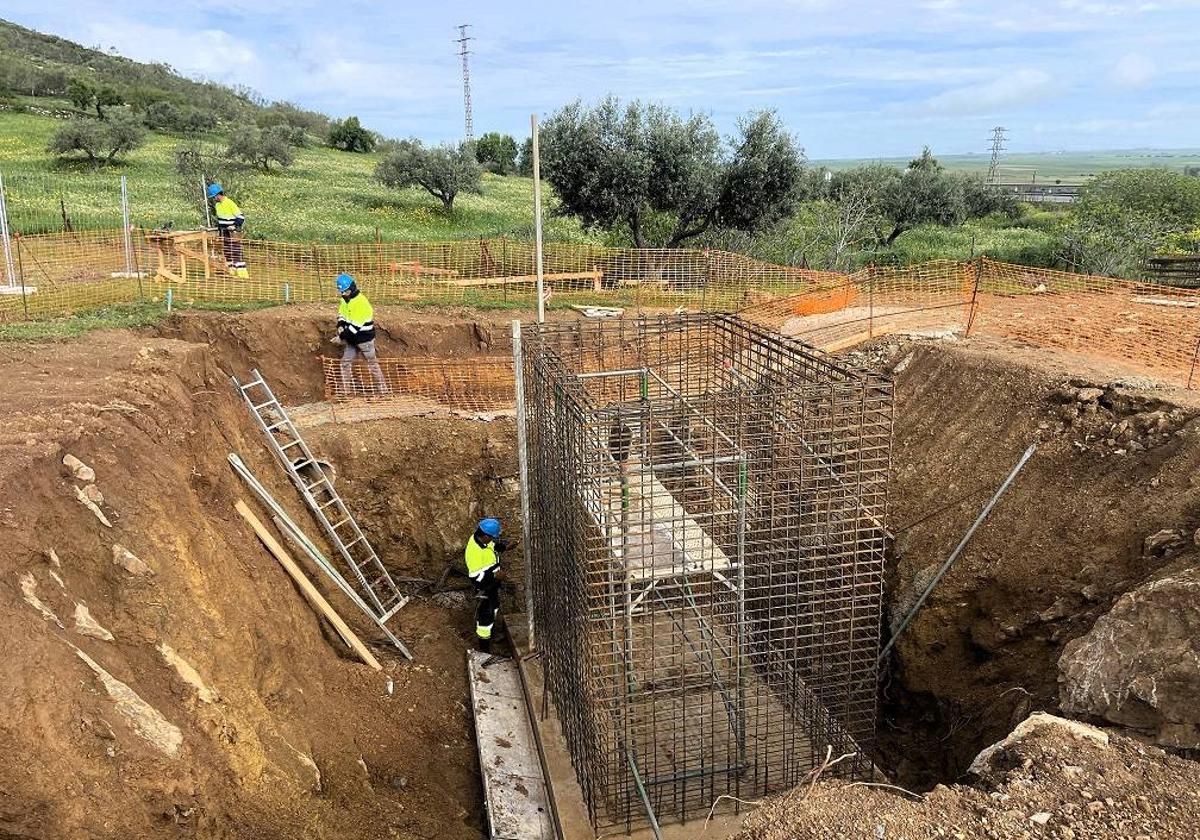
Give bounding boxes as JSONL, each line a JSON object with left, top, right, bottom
{"left": 519, "top": 313, "right": 894, "bottom": 830}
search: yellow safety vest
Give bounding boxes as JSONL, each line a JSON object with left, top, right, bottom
{"left": 465, "top": 537, "right": 498, "bottom": 580}
{"left": 213, "top": 197, "right": 243, "bottom": 228}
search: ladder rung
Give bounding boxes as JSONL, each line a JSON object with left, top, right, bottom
{"left": 293, "top": 459, "right": 315, "bottom": 470}
{"left": 280, "top": 439, "right": 303, "bottom": 450}
{"left": 266, "top": 421, "right": 289, "bottom": 432}
{"left": 344, "top": 536, "right": 365, "bottom": 549}
{"left": 379, "top": 601, "right": 407, "bottom": 622}
{"left": 331, "top": 518, "right": 352, "bottom": 530}
{"left": 251, "top": 399, "right": 277, "bottom": 412}
{"left": 318, "top": 498, "right": 340, "bottom": 510}
{"left": 304, "top": 477, "right": 329, "bottom": 492}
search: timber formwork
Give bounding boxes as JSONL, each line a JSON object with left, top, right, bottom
{"left": 520, "top": 313, "right": 894, "bottom": 831}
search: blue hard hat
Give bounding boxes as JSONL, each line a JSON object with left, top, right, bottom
{"left": 478, "top": 518, "right": 502, "bottom": 539}
{"left": 335, "top": 273, "right": 354, "bottom": 293}
{"left": 207, "top": 183, "right": 223, "bottom": 199}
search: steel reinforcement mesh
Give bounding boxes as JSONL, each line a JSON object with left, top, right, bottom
{"left": 521, "top": 314, "right": 893, "bottom": 830}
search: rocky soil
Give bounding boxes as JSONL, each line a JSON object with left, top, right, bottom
{"left": 737, "top": 714, "right": 1200, "bottom": 840}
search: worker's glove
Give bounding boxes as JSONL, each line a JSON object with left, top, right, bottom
{"left": 330, "top": 335, "right": 345, "bottom": 346}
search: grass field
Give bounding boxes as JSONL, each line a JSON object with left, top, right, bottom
{"left": 0, "top": 108, "right": 591, "bottom": 243}
{"left": 815, "top": 148, "right": 1200, "bottom": 185}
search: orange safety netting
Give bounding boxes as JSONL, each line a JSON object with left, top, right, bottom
{"left": 320, "top": 354, "right": 515, "bottom": 412}
{"left": 4, "top": 229, "right": 1200, "bottom": 391}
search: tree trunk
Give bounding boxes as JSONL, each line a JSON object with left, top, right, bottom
{"left": 629, "top": 213, "right": 646, "bottom": 250}
{"left": 440, "top": 194, "right": 455, "bottom": 212}
{"left": 884, "top": 224, "right": 907, "bottom": 246}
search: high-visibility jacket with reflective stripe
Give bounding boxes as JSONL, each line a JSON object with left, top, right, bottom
{"left": 465, "top": 536, "right": 499, "bottom": 580}
{"left": 337, "top": 291, "right": 375, "bottom": 345}
{"left": 214, "top": 197, "right": 244, "bottom": 231}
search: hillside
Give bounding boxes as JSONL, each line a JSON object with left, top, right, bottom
{"left": 0, "top": 110, "right": 589, "bottom": 243}
{"left": 0, "top": 17, "right": 326, "bottom": 131}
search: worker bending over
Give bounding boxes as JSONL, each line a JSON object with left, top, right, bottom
{"left": 334, "top": 273, "right": 388, "bottom": 396}
{"left": 207, "top": 183, "right": 249, "bottom": 278}
{"left": 464, "top": 518, "right": 515, "bottom": 653}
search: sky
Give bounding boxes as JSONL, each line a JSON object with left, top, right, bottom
{"left": 5, "top": 0, "right": 1200, "bottom": 158}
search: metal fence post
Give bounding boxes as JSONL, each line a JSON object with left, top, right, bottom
{"left": 120, "top": 175, "right": 133, "bottom": 277}
{"left": 0, "top": 172, "right": 16, "bottom": 288}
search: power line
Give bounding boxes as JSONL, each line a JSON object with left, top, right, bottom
{"left": 986, "top": 126, "right": 1007, "bottom": 185}
{"left": 456, "top": 24, "right": 474, "bottom": 143}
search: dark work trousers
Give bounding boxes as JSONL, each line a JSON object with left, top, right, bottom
{"left": 472, "top": 567, "right": 501, "bottom": 652}
{"left": 219, "top": 229, "right": 247, "bottom": 272}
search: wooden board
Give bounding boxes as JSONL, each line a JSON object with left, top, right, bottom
{"left": 593, "top": 454, "right": 735, "bottom": 583}
{"left": 467, "top": 651, "right": 555, "bottom": 840}
{"left": 448, "top": 270, "right": 602, "bottom": 290}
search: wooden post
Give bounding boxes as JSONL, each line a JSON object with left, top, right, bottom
{"left": 531, "top": 113, "right": 545, "bottom": 323}
{"left": 235, "top": 500, "right": 383, "bottom": 671}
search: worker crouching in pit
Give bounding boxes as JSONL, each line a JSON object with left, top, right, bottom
{"left": 464, "top": 518, "right": 516, "bottom": 654}
{"left": 207, "top": 183, "right": 250, "bottom": 278}
{"left": 333, "top": 273, "right": 389, "bottom": 396}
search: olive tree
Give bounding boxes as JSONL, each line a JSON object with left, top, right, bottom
{"left": 540, "top": 98, "right": 804, "bottom": 248}
{"left": 375, "top": 139, "right": 482, "bottom": 211}
{"left": 47, "top": 113, "right": 145, "bottom": 168}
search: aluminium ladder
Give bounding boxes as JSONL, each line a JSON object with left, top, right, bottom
{"left": 233, "top": 368, "right": 410, "bottom": 640}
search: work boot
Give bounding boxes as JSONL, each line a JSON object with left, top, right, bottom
{"left": 478, "top": 637, "right": 492, "bottom": 654}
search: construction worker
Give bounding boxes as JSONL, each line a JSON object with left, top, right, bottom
{"left": 464, "top": 518, "right": 515, "bottom": 653}
{"left": 334, "top": 273, "right": 389, "bottom": 396}
{"left": 207, "top": 183, "right": 249, "bottom": 278}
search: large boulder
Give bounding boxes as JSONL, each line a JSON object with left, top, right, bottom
{"left": 1058, "top": 565, "right": 1200, "bottom": 749}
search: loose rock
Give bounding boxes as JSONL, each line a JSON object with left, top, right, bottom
{"left": 111, "top": 544, "right": 154, "bottom": 576}
{"left": 62, "top": 453, "right": 96, "bottom": 482}
{"left": 74, "top": 603, "right": 114, "bottom": 641}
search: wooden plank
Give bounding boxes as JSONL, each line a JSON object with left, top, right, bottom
{"left": 467, "top": 651, "right": 554, "bottom": 840}
{"left": 234, "top": 499, "right": 383, "bottom": 671}
{"left": 448, "top": 270, "right": 602, "bottom": 289}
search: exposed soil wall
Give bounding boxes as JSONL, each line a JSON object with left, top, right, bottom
{"left": 874, "top": 337, "right": 1200, "bottom": 787}
{"left": 0, "top": 323, "right": 500, "bottom": 839}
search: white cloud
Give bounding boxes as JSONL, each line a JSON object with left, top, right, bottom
{"left": 1110, "top": 53, "right": 1155, "bottom": 89}
{"left": 83, "top": 21, "right": 259, "bottom": 82}
{"left": 925, "top": 69, "right": 1058, "bottom": 114}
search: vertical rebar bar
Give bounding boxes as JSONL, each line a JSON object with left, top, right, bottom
{"left": 512, "top": 319, "right": 536, "bottom": 648}
{"left": 120, "top": 175, "right": 133, "bottom": 276}
{"left": 0, "top": 172, "right": 16, "bottom": 288}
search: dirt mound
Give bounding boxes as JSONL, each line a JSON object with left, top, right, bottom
{"left": 736, "top": 715, "right": 1200, "bottom": 840}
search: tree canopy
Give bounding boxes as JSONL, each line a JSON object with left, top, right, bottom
{"left": 540, "top": 98, "right": 804, "bottom": 248}
{"left": 374, "top": 139, "right": 482, "bottom": 211}
{"left": 328, "top": 116, "right": 375, "bottom": 153}
{"left": 225, "top": 124, "right": 300, "bottom": 172}
{"left": 475, "top": 132, "right": 518, "bottom": 175}
{"left": 47, "top": 113, "right": 145, "bottom": 167}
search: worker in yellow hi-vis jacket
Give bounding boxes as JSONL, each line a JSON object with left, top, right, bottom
{"left": 464, "top": 518, "right": 515, "bottom": 653}
{"left": 207, "top": 183, "right": 249, "bottom": 278}
{"left": 333, "top": 273, "right": 388, "bottom": 396}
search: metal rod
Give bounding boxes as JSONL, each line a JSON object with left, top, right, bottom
{"left": 0, "top": 172, "right": 16, "bottom": 288}
{"left": 120, "top": 175, "right": 133, "bottom": 276}
{"left": 512, "top": 320, "right": 536, "bottom": 649}
{"left": 531, "top": 113, "right": 545, "bottom": 323}
{"left": 878, "top": 443, "right": 1036, "bottom": 665}
{"left": 627, "top": 750, "right": 664, "bottom": 840}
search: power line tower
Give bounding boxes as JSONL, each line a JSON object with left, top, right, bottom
{"left": 986, "top": 126, "right": 1007, "bottom": 185}
{"left": 456, "top": 24, "right": 474, "bottom": 143}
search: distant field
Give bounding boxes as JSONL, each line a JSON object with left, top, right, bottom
{"left": 814, "top": 148, "right": 1200, "bottom": 185}
{"left": 0, "top": 108, "right": 591, "bottom": 243}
